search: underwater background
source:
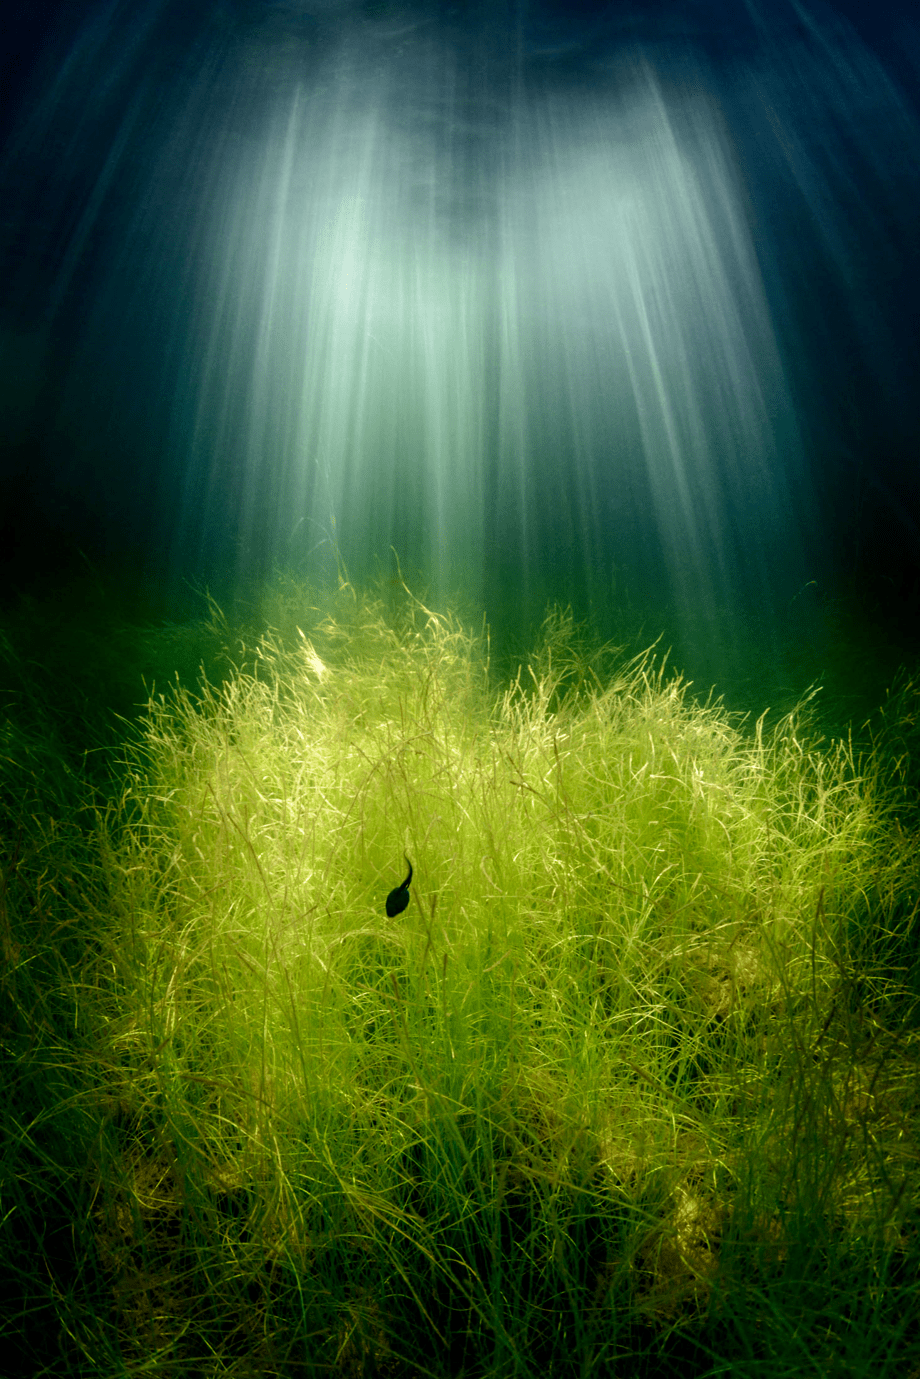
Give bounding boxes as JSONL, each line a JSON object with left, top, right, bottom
{"left": 1, "top": 0, "right": 918, "bottom": 714}
{"left": 2, "top": 5, "right": 920, "bottom": 1377}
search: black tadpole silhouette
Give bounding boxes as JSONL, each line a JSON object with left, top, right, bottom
{"left": 385, "top": 855, "right": 413, "bottom": 917}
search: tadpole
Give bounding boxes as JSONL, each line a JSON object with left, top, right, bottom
{"left": 385, "top": 854, "right": 413, "bottom": 917}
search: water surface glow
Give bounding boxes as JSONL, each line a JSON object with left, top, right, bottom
{"left": 2, "top": 2, "right": 918, "bottom": 678}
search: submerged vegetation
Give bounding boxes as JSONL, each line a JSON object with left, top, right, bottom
{"left": 1, "top": 573, "right": 919, "bottom": 1377}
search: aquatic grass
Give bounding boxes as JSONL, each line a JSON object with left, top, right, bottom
{"left": 1, "top": 578, "right": 918, "bottom": 1376}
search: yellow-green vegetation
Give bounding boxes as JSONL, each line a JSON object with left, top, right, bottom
{"left": 2, "top": 577, "right": 919, "bottom": 1377}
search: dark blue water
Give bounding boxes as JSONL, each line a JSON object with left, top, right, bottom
{"left": 1, "top": 0, "right": 917, "bottom": 709}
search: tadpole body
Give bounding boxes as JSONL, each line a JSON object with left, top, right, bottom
{"left": 385, "top": 855, "right": 413, "bottom": 917}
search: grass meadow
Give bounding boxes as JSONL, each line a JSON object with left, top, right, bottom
{"left": 1, "top": 572, "right": 918, "bottom": 1377}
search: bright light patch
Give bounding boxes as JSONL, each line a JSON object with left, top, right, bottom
{"left": 187, "top": 48, "right": 808, "bottom": 634}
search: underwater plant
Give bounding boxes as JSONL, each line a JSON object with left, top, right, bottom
{"left": 1, "top": 581, "right": 917, "bottom": 1378}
